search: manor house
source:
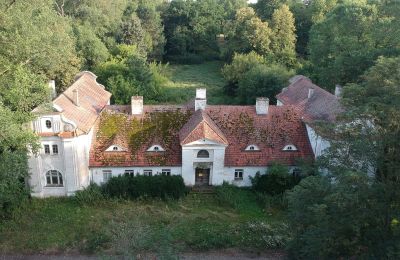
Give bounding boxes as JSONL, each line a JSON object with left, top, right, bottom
{"left": 28, "top": 72, "right": 340, "bottom": 197}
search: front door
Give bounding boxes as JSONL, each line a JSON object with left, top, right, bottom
{"left": 195, "top": 168, "right": 210, "bottom": 186}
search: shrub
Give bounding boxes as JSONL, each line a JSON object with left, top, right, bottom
{"left": 102, "top": 175, "right": 187, "bottom": 200}
{"left": 74, "top": 183, "right": 106, "bottom": 205}
{"left": 251, "top": 164, "right": 301, "bottom": 195}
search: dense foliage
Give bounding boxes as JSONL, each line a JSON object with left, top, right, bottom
{"left": 251, "top": 164, "right": 300, "bottom": 195}
{"left": 102, "top": 175, "right": 187, "bottom": 200}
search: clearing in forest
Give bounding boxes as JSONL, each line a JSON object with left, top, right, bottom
{"left": 162, "top": 61, "right": 235, "bottom": 105}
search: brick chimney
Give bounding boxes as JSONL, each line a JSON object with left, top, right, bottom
{"left": 195, "top": 88, "right": 207, "bottom": 111}
{"left": 131, "top": 96, "right": 143, "bottom": 115}
{"left": 72, "top": 89, "right": 79, "bottom": 106}
{"left": 256, "top": 97, "right": 269, "bottom": 115}
{"left": 48, "top": 80, "right": 56, "bottom": 99}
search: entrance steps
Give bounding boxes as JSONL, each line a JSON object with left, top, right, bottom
{"left": 191, "top": 185, "right": 215, "bottom": 194}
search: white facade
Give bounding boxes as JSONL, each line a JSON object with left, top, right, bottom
{"left": 305, "top": 124, "right": 331, "bottom": 158}
{"left": 28, "top": 127, "right": 93, "bottom": 197}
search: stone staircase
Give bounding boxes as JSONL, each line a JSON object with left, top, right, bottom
{"left": 191, "top": 185, "right": 215, "bottom": 194}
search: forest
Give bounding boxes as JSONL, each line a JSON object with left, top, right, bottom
{"left": 0, "top": 0, "right": 400, "bottom": 258}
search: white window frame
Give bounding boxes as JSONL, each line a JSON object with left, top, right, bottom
{"left": 197, "top": 150, "right": 209, "bottom": 158}
{"left": 283, "top": 144, "right": 298, "bottom": 151}
{"left": 245, "top": 145, "right": 260, "bottom": 151}
{"left": 52, "top": 144, "right": 59, "bottom": 155}
{"left": 147, "top": 145, "right": 165, "bottom": 152}
{"left": 45, "top": 170, "right": 63, "bottom": 187}
{"left": 143, "top": 170, "right": 152, "bottom": 176}
{"left": 103, "top": 170, "right": 112, "bottom": 183}
{"left": 124, "top": 170, "right": 135, "bottom": 176}
{"left": 161, "top": 169, "right": 171, "bottom": 176}
{"left": 234, "top": 169, "right": 244, "bottom": 181}
{"left": 44, "top": 144, "right": 51, "bottom": 155}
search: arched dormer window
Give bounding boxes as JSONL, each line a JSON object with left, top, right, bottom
{"left": 147, "top": 145, "right": 165, "bottom": 152}
{"left": 283, "top": 144, "right": 298, "bottom": 151}
{"left": 45, "top": 170, "right": 63, "bottom": 187}
{"left": 197, "top": 150, "right": 209, "bottom": 158}
{"left": 245, "top": 145, "right": 260, "bottom": 151}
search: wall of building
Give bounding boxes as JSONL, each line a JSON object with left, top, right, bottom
{"left": 90, "top": 167, "right": 182, "bottom": 184}
{"left": 223, "top": 166, "right": 268, "bottom": 187}
{"left": 28, "top": 125, "right": 94, "bottom": 197}
{"left": 305, "top": 124, "right": 331, "bottom": 158}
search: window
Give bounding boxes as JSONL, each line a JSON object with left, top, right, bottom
{"left": 143, "top": 170, "right": 152, "bottom": 176}
{"left": 52, "top": 145, "right": 58, "bottom": 155}
{"left": 234, "top": 169, "right": 243, "bottom": 181}
{"left": 197, "top": 150, "right": 209, "bottom": 158}
{"left": 292, "top": 168, "right": 302, "bottom": 177}
{"left": 124, "top": 170, "right": 134, "bottom": 177}
{"left": 103, "top": 170, "right": 112, "bottom": 183}
{"left": 283, "top": 144, "right": 298, "bottom": 151}
{"left": 113, "top": 146, "right": 118, "bottom": 151}
{"left": 45, "top": 120, "right": 52, "bottom": 129}
{"left": 147, "top": 145, "right": 165, "bottom": 152}
{"left": 245, "top": 145, "right": 260, "bottom": 151}
{"left": 45, "top": 170, "right": 63, "bottom": 187}
{"left": 161, "top": 169, "right": 171, "bottom": 176}
{"left": 44, "top": 145, "right": 50, "bottom": 154}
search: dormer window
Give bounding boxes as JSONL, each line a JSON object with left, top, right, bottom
{"left": 105, "top": 145, "right": 126, "bottom": 152}
{"left": 283, "top": 144, "right": 298, "bottom": 151}
{"left": 45, "top": 120, "right": 52, "bottom": 129}
{"left": 197, "top": 150, "right": 209, "bottom": 158}
{"left": 147, "top": 145, "right": 165, "bottom": 152}
{"left": 245, "top": 145, "right": 260, "bottom": 151}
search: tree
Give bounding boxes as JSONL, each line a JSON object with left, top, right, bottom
{"left": 237, "top": 63, "right": 294, "bottom": 104}
{"left": 73, "top": 23, "right": 110, "bottom": 69}
{"left": 95, "top": 45, "right": 161, "bottom": 104}
{"left": 222, "top": 7, "right": 272, "bottom": 60}
{"left": 221, "top": 51, "right": 266, "bottom": 95}
{"left": 288, "top": 56, "right": 400, "bottom": 258}
{"left": 270, "top": 4, "right": 297, "bottom": 67}
{"left": 308, "top": 1, "right": 400, "bottom": 90}
{"left": 0, "top": 0, "right": 81, "bottom": 90}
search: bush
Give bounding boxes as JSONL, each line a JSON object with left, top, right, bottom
{"left": 251, "top": 164, "right": 301, "bottom": 195}
{"left": 74, "top": 183, "right": 106, "bottom": 205}
{"left": 102, "top": 175, "right": 187, "bottom": 200}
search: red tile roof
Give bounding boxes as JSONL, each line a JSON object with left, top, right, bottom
{"left": 276, "top": 76, "right": 342, "bottom": 122}
{"left": 53, "top": 72, "right": 111, "bottom": 134}
{"left": 89, "top": 104, "right": 314, "bottom": 167}
{"left": 179, "top": 110, "right": 228, "bottom": 145}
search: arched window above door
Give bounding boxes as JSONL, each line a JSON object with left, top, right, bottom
{"left": 197, "top": 150, "right": 209, "bottom": 158}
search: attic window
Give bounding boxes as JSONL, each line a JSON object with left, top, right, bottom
{"left": 197, "top": 150, "right": 209, "bottom": 158}
{"left": 147, "top": 145, "right": 165, "bottom": 152}
{"left": 45, "top": 120, "right": 52, "bottom": 129}
{"left": 105, "top": 145, "right": 125, "bottom": 152}
{"left": 245, "top": 145, "right": 260, "bottom": 151}
{"left": 283, "top": 144, "right": 298, "bottom": 151}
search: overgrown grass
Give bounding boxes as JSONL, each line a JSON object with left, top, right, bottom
{"left": 161, "top": 61, "right": 236, "bottom": 105}
{"left": 0, "top": 193, "right": 287, "bottom": 256}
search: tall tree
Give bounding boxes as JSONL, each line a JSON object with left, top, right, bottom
{"left": 308, "top": 1, "right": 400, "bottom": 90}
{"left": 270, "top": 4, "right": 297, "bottom": 67}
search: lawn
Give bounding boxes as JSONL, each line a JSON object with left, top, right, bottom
{"left": 0, "top": 190, "right": 288, "bottom": 257}
{"left": 161, "top": 61, "right": 236, "bottom": 105}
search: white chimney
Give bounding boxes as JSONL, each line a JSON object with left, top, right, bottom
{"left": 195, "top": 88, "right": 207, "bottom": 111}
{"left": 256, "top": 97, "right": 269, "bottom": 115}
{"left": 131, "top": 96, "right": 143, "bottom": 115}
{"left": 49, "top": 80, "right": 56, "bottom": 99}
{"left": 308, "top": 88, "right": 314, "bottom": 99}
{"left": 72, "top": 89, "right": 79, "bottom": 106}
{"left": 335, "top": 85, "right": 343, "bottom": 97}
